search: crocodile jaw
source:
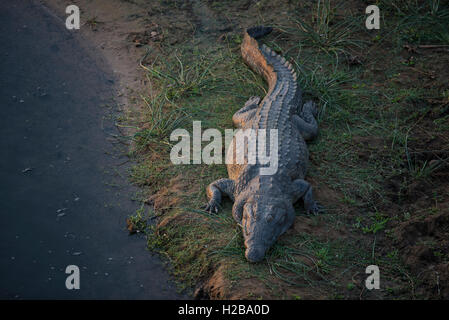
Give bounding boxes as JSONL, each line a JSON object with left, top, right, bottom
{"left": 241, "top": 198, "right": 295, "bottom": 263}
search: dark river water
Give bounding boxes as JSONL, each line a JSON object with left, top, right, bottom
{"left": 0, "top": 0, "right": 184, "bottom": 299}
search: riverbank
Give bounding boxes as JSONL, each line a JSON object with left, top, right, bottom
{"left": 40, "top": 0, "right": 449, "bottom": 299}
{"left": 0, "top": 0, "right": 183, "bottom": 299}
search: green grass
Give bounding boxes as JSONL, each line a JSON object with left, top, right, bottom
{"left": 84, "top": 16, "right": 103, "bottom": 30}
{"left": 266, "top": 234, "right": 358, "bottom": 288}
{"left": 132, "top": 92, "right": 188, "bottom": 151}
{"left": 380, "top": 0, "right": 449, "bottom": 45}
{"left": 276, "top": 0, "right": 366, "bottom": 58}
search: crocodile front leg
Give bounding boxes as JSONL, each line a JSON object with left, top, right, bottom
{"left": 292, "top": 100, "right": 319, "bottom": 141}
{"left": 205, "top": 178, "right": 235, "bottom": 213}
{"left": 232, "top": 96, "right": 260, "bottom": 128}
{"left": 291, "top": 178, "right": 320, "bottom": 214}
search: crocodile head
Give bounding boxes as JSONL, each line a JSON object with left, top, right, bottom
{"left": 241, "top": 195, "right": 295, "bottom": 263}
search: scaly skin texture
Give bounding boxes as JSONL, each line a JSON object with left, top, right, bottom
{"left": 205, "top": 26, "right": 320, "bottom": 262}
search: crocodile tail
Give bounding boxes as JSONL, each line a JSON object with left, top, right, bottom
{"left": 246, "top": 26, "right": 273, "bottom": 39}
{"left": 241, "top": 26, "right": 277, "bottom": 92}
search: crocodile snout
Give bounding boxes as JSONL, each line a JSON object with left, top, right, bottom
{"left": 245, "top": 246, "right": 266, "bottom": 263}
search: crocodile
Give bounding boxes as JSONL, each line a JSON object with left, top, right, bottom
{"left": 205, "top": 26, "right": 320, "bottom": 263}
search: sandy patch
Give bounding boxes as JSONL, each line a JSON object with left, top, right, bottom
{"left": 40, "top": 0, "right": 153, "bottom": 135}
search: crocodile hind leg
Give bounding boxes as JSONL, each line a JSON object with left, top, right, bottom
{"left": 291, "top": 178, "right": 320, "bottom": 214}
{"left": 205, "top": 178, "right": 235, "bottom": 213}
{"left": 292, "top": 100, "right": 318, "bottom": 141}
{"left": 232, "top": 96, "right": 260, "bottom": 128}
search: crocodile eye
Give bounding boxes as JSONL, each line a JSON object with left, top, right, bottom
{"left": 266, "top": 214, "right": 274, "bottom": 223}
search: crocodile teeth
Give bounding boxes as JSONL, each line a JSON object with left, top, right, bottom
{"left": 271, "top": 50, "right": 276, "bottom": 57}
{"left": 280, "top": 57, "right": 286, "bottom": 64}
{"left": 261, "top": 44, "right": 267, "bottom": 51}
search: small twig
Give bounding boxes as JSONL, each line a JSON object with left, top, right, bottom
{"left": 409, "top": 150, "right": 449, "bottom": 154}
{"left": 408, "top": 67, "right": 436, "bottom": 78}
{"left": 417, "top": 44, "right": 449, "bottom": 49}
{"left": 116, "top": 159, "right": 130, "bottom": 166}
{"left": 149, "top": 212, "right": 165, "bottom": 221}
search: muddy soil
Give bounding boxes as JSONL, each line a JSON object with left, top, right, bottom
{"left": 0, "top": 0, "right": 184, "bottom": 299}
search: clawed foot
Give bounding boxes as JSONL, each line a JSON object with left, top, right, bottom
{"left": 245, "top": 96, "right": 261, "bottom": 107}
{"left": 203, "top": 200, "right": 221, "bottom": 214}
{"left": 303, "top": 100, "right": 318, "bottom": 117}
